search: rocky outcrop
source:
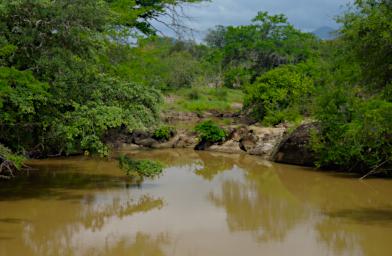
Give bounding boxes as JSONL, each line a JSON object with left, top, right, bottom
{"left": 239, "top": 126, "right": 286, "bottom": 157}
{"left": 152, "top": 133, "right": 197, "bottom": 149}
{"left": 273, "top": 123, "right": 319, "bottom": 166}
{"left": 204, "top": 125, "right": 286, "bottom": 158}
{"left": 112, "top": 124, "right": 287, "bottom": 160}
{"left": 208, "top": 140, "right": 243, "bottom": 154}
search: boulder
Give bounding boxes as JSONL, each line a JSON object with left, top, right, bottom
{"left": 174, "top": 134, "right": 197, "bottom": 148}
{"left": 131, "top": 130, "right": 151, "bottom": 144}
{"left": 239, "top": 132, "right": 258, "bottom": 152}
{"left": 273, "top": 123, "right": 319, "bottom": 166}
{"left": 194, "top": 140, "right": 213, "bottom": 151}
{"left": 207, "top": 140, "right": 243, "bottom": 154}
{"left": 135, "top": 138, "right": 158, "bottom": 148}
{"left": 238, "top": 126, "right": 286, "bottom": 157}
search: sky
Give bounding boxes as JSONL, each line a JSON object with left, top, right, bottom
{"left": 153, "top": 0, "right": 353, "bottom": 40}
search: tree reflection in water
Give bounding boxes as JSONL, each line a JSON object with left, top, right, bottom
{"left": 20, "top": 193, "right": 165, "bottom": 256}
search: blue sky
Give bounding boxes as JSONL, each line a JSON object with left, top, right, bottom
{"left": 153, "top": 0, "right": 353, "bottom": 39}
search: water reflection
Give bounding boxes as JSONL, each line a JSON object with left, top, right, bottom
{"left": 0, "top": 149, "right": 392, "bottom": 256}
{"left": 209, "top": 171, "right": 305, "bottom": 242}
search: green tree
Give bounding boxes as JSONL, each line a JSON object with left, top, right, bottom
{"left": 311, "top": 0, "right": 392, "bottom": 175}
{"left": 204, "top": 11, "right": 319, "bottom": 87}
{"left": 0, "top": 0, "right": 202, "bottom": 157}
{"left": 244, "top": 65, "right": 314, "bottom": 125}
{"left": 338, "top": 0, "right": 392, "bottom": 91}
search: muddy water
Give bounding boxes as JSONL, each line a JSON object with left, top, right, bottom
{"left": 1, "top": 149, "right": 392, "bottom": 256}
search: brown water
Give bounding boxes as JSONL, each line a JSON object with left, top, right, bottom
{"left": 1, "top": 149, "right": 392, "bottom": 256}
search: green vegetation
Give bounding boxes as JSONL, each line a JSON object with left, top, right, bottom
{"left": 153, "top": 126, "right": 175, "bottom": 142}
{"left": 164, "top": 87, "right": 243, "bottom": 113}
{"left": 118, "top": 155, "right": 164, "bottom": 180}
{"left": 0, "top": 144, "right": 25, "bottom": 179}
{"left": 195, "top": 120, "right": 227, "bottom": 143}
{"left": 244, "top": 65, "right": 314, "bottom": 125}
{"left": 312, "top": 86, "right": 392, "bottom": 173}
{"left": 309, "top": 0, "right": 392, "bottom": 175}
{"left": 0, "top": 0, "right": 390, "bottom": 177}
{"left": 0, "top": 0, "right": 203, "bottom": 163}
{"left": 205, "top": 11, "right": 318, "bottom": 88}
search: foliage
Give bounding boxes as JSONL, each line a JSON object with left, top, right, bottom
{"left": 309, "top": 0, "right": 392, "bottom": 175}
{"left": 195, "top": 120, "right": 227, "bottom": 143}
{"left": 0, "top": 67, "right": 48, "bottom": 124}
{"left": 108, "top": 0, "right": 205, "bottom": 35}
{"left": 153, "top": 126, "right": 175, "bottom": 142}
{"left": 188, "top": 87, "right": 202, "bottom": 100}
{"left": 338, "top": 0, "right": 392, "bottom": 89}
{"left": 204, "top": 12, "right": 319, "bottom": 87}
{"left": 312, "top": 86, "right": 392, "bottom": 172}
{"left": 0, "top": 143, "right": 25, "bottom": 179}
{"left": 166, "top": 87, "right": 243, "bottom": 113}
{"left": 108, "top": 37, "right": 204, "bottom": 91}
{"left": 223, "top": 67, "right": 252, "bottom": 88}
{"left": 244, "top": 65, "right": 314, "bottom": 125}
{"left": 0, "top": 0, "right": 180, "bottom": 156}
{"left": 0, "top": 144, "right": 25, "bottom": 171}
{"left": 118, "top": 155, "right": 164, "bottom": 180}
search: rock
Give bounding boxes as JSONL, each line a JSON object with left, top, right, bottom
{"left": 135, "top": 138, "right": 158, "bottom": 148}
{"left": 228, "top": 126, "right": 248, "bottom": 142}
{"left": 195, "top": 140, "right": 213, "bottom": 151}
{"left": 239, "top": 132, "right": 258, "bottom": 152}
{"left": 174, "top": 134, "right": 197, "bottom": 148}
{"left": 231, "top": 103, "right": 243, "bottom": 111}
{"left": 273, "top": 123, "right": 319, "bottom": 166}
{"left": 248, "top": 142, "right": 275, "bottom": 156}
{"left": 152, "top": 140, "right": 175, "bottom": 149}
{"left": 121, "top": 144, "right": 141, "bottom": 150}
{"left": 151, "top": 133, "right": 197, "bottom": 149}
{"left": 131, "top": 130, "right": 151, "bottom": 144}
{"left": 207, "top": 140, "right": 243, "bottom": 154}
{"left": 237, "top": 126, "right": 286, "bottom": 157}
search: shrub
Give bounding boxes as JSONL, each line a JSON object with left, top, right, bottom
{"left": 224, "top": 67, "right": 252, "bottom": 88}
{"left": 118, "top": 155, "right": 164, "bottom": 180}
{"left": 195, "top": 120, "right": 227, "bottom": 143}
{"left": 152, "top": 126, "right": 175, "bottom": 142}
{"left": 244, "top": 65, "right": 314, "bottom": 125}
{"left": 188, "top": 88, "right": 201, "bottom": 100}
{"left": 312, "top": 85, "right": 392, "bottom": 174}
{"left": 212, "top": 88, "right": 228, "bottom": 101}
{"left": 0, "top": 144, "right": 25, "bottom": 179}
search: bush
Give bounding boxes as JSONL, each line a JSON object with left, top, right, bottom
{"left": 152, "top": 126, "right": 175, "bottom": 142}
{"left": 188, "top": 88, "right": 201, "bottom": 100}
{"left": 0, "top": 144, "right": 25, "bottom": 179}
{"left": 195, "top": 120, "right": 227, "bottom": 143}
{"left": 224, "top": 67, "right": 252, "bottom": 88}
{"left": 118, "top": 155, "right": 164, "bottom": 180}
{"left": 212, "top": 88, "right": 228, "bottom": 101}
{"left": 312, "top": 85, "right": 392, "bottom": 173}
{"left": 244, "top": 65, "right": 314, "bottom": 125}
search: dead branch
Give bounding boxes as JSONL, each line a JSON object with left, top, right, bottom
{"left": 360, "top": 159, "right": 390, "bottom": 180}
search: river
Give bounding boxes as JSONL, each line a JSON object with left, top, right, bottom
{"left": 1, "top": 149, "right": 392, "bottom": 256}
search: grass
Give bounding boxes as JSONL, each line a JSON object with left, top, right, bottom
{"left": 163, "top": 87, "right": 243, "bottom": 113}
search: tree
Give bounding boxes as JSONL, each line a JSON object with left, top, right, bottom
{"left": 204, "top": 11, "right": 319, "bottom": 87}
{"left": 0, "top": 0, "right": 202, "bottom": 156}
{"left": 311, "top": 0, "right": 392, "bottom": 175}
{"left": 244, "top": 65, "right": 314, "bottom": 125}
{"left": 338, "top": 0, "right": 392, "bottom": 91}
{"left": 108, "top": 0, "right": 206, "bottom": 35}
